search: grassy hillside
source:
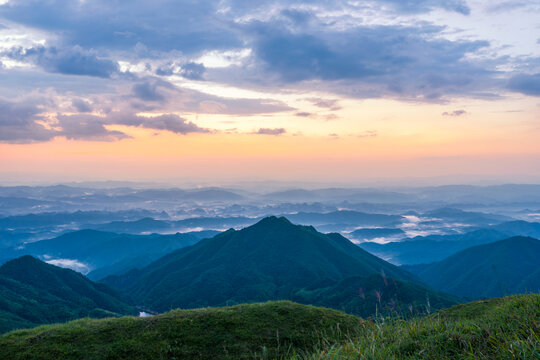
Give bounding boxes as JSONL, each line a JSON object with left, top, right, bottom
{"left": 0, "top": 256, "right": 136, "bottom": 334}
{"left": 405, "top": 236, "right": 540, "bottom": 298}
{"left": 295, "top": 294, "right": 540, "bottom": 359}
{"left": 1, "top": 295, "right": 538, "bottom": 359}
{"left": 0, "top": 301, "right": 367, "bottom": 360}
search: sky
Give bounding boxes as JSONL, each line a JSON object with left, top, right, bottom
{"left": 0, "top": 0, "right": 539, "bottom": 185}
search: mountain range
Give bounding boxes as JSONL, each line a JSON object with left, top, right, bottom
{"left": 104, "top": 216, "right": 457, "bottom": 316}
{"left": 359, "top": 220, "right": 540, "bottom": 265}
{"left": 1, "top": 229, "right": 218, "bottom": 280}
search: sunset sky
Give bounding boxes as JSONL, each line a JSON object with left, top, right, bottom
{"left": 1, "top": 0, "right": 539, "bottom": 185}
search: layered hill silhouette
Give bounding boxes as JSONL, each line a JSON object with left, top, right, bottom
{"left": 404, "top": 236, "right": 540, "bottom": 298}
{"left": 0, "top": 256, "right": 136, "bottom": 333}
{"left": 359, "top": 220, "right": 540, "bottom": 265}
{"left": 360, "top": 229, "right": 510, "bottom": 265}
{"left": 105, "top": 216, "right": 457, "bottom": 315}
{"left": 1, "top": 229, "right": 217, "bottom": 280}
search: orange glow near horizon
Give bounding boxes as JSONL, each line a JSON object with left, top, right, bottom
{"left": 1, "top": 94, "right": 540, "bottom": 184}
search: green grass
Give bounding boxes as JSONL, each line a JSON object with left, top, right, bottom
{"left": 0, "top": 295, "right": 538, "bottom": 360}
{"left": 0, "top": 301, "right": 368, "bottom": 360}
{"left": 293, "top": 294, "right": 540, "bottom": 360}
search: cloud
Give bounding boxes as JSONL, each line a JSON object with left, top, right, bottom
{"left": 295, "top": 112, "right": 312, "bottom": 117}
{"left": 240, "top": 17, "right": 495, "bottom": 100}
{"left": 117, "top": 113, "right": 211, "bottom": 134}
{"left": 4, "top": 45, "right": 118, "bottom": 78}
{"left": 132, "top": 80, "right": 169, "bottom": 102}
{"left": 507, "top": 73, "right": 540, "bottom": 96}
{"left": 156, "top": 61, "right": 206, "bottom": 80}
{"left": 71, "top": 98, "right": 93, "bottom": 112}
{"left": 307, "top": 98, "right": 341, "bottom": 110}
{"left": 378, "top": 0, "right": 470, "bottom": 14}
{"left": 0, "top": 97, "right": 56, "bottom": 143}
{"left": 0, "top": 0, "right": 532, "bottom": 115}
{"left": 0, "top": 0, "right": 241, "bottom": 54}
{"left": 0, "top": 93, "right": 213, "bottom": 142}
{"left": 180, "top": 62, "right": 206, "bottom": 80}
{"left": 357, "top": 130, "right": 378, "bottom": 138}
{"left": 324, "top": 114, "right": 339, "bottom": 121}
{"left": 442, "top": 109, "right": 467, "bottom": 116}
{"left": 59, "top": 112, "right": 211, "bottom": 139}
{"left": 45, "top": 258, "right": 90, "bottom": 274}
{"left": 255, "top": 127, "right": 286, "bottom": 135}
{"left": 57, "top": 114, "right": 131, "bottom": 141}
{"left": 486, "top": 1, "right": 532, "bottom": 13}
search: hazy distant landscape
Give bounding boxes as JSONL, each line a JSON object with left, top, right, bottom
{"left": 0, "top": 183, "right": 539, "bottom": 358}
{"left": 1, "top": 0, "right": 539, "bottom": 357}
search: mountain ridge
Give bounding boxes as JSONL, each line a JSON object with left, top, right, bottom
{"left": 104, "top": 216, "right": 456, "bottom": 315}
{"left": 404, "top": 236, "right": 540, "bottom": 298}
{"left": 0, "top": 256, "right": 136, "bottom": 333}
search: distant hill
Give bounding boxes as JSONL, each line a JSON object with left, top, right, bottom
{"left": 104, "top": 217, "right": 456, "bottom": 315}
{"left": 0, "top": 209, "right": 165, "bottom": 231}
{"left": 491, "top": 220, "right": 540, "bottom": 238}
{"left": 421, "top": 207, "right": 511, "bottom": 227}
{"left": 1, "top": 295, "right": 537, "bottom": 360}
{"left": 284, "top": 210, "right": 404, "bottom": 227}
{"left": 0, "top": 256, "right": 136, "bottom": 333}
{"left": 91, "top": 216, "right": 255, "bottom": 234}
{"left": 404, "top": 236, "right": 540, "bottom": 298}
{"left": 2, "top": 229, "right": 218, "bottom": 280}
{"left": 360, "top": 228, "right": 510, "bottom": 265}
{"left": 348, "top": 228, "right": 405, "bottom": 241}
{"left": 359, "top": 220, "right": 540, "bottom": 265}
{"left": 262, "top": 188, "right": 413, "bottom": 203}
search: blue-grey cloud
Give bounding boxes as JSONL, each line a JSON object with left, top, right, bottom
{"left": 0, "top": 0, "right": 470, "bottom": 58}
{"left": 0, "top": 0, "right": 535, "bottom": 124}
{"left": 244, "top": 18, "right": 493, "bottom": 99}
{"left": 0, "top": 0, "right": 241, "bottom": 55}
{"left": 71, "top": 99, "right": 93, "bottom": 112}
{"left": 180, "top": 62, "right": 206, "bottom": 80}
{"left": 4, "top": 45, "right": 118, "bottom": 78}
{"left": 507, "top": 73, "right": 540, "bottom": 96}
{"left": 229, "top": 0, "right": 470, "bottom": 16}
{"left": 156, "top": 61, "right": 206, "bottom": 80}
{"left": 381, "top": 0, "right": 470, "bottom": 14}
{"left": 132, "top": 81, "right": 168, "bottom": 102}
{"left": 486, "top": 1, "right": 532, "bottom": 13}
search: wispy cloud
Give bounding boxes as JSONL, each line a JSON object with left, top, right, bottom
{"left": 442, "top": 110, "right": 467, "bottom": 116}
{"left": 255, "top": 127, "right": 286, "bottom": 135}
